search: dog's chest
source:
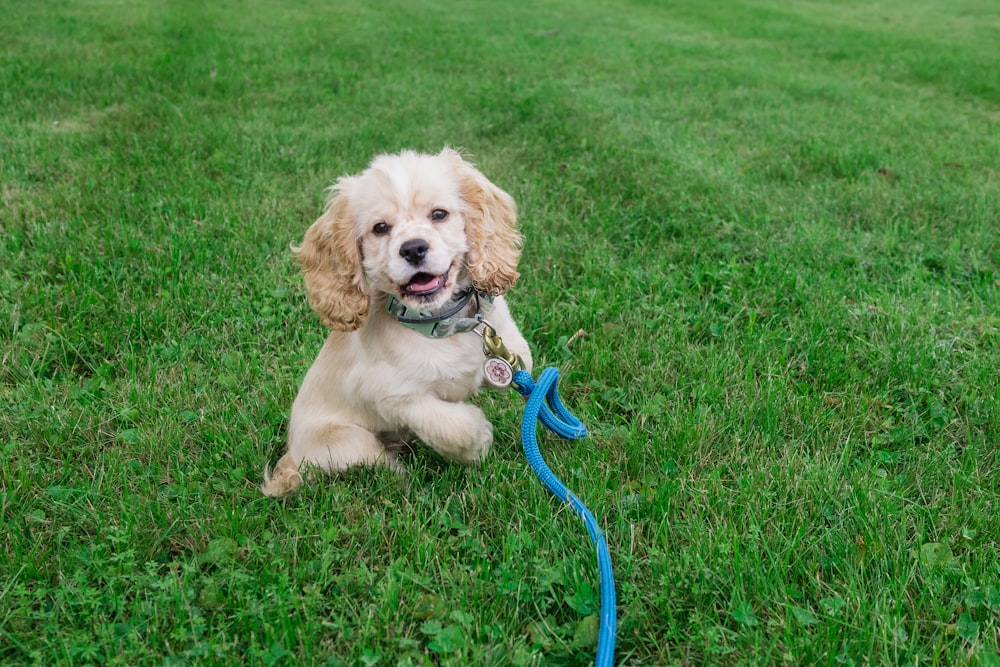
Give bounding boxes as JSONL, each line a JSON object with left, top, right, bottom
{"left": 408, "top": 332, "right": 485, "bottom": 401}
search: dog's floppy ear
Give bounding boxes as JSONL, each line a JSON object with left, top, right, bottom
{"left": 292, "top": 180, "right": 369, "bottom": 331}
{"left": 445, "top": 148, "right": 523, "bottom": 296}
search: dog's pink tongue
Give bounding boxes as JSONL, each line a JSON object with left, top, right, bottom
{"left": 407, "top": 273, "right": 441, "bottom": 293}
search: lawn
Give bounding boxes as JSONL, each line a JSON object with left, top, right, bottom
{"left": 2, "top": 0, "right": 999, "bottom": 664}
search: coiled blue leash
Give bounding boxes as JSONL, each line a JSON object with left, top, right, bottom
{"left": 477, "top": 323, "right": 617, "bottom": 664}
{"left": 512, "top": 367, "right": 618, "bottom": 666}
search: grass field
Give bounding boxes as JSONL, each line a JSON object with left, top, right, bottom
{"left": 2, "top": 0, "right": 1000, "bottom": 664}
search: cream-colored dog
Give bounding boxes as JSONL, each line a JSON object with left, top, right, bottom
{"left": 261, "top": 149, "right": 532, "bottom": 496}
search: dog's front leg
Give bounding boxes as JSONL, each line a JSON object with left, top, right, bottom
{"left": 384, "top": 398, "right": 492, "bottom": 464}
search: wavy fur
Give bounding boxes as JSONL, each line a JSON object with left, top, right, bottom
{"left": 292, "top": 178, "right": 369, "bottom": 331}
{"left": 444, "top": 148, "right": 523, "bottom": 296}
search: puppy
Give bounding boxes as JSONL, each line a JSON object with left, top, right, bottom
{"left": 261, "top": 148, "right": 532, "bottom": 496}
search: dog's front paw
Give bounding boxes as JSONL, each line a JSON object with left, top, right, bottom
{"left": 428, "top": 404, "right": 493, "bottom": 465}
{"left": 461, "top": 413, "right": 493, "bottom": 464}
{"left": 405, "top": 401, "right": 496, "bottom": 465}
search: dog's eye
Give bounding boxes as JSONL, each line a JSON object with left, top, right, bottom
{"left": 372, "top": 221, "right": 390, "bottom": 236}
{"left": 430, "top": 209, "right": 448, "bottom": 222}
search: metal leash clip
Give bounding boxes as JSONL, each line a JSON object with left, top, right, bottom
{"left": 476, "top": 321, "right": 525, "bottom": 390}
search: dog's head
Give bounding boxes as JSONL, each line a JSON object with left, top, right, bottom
{"left": 294, "top": 148, "right": 522, "bottom": 331}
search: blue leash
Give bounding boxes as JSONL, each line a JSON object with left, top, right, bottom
{"left": 514, "top": 367, "right": 617, "bottom": 666}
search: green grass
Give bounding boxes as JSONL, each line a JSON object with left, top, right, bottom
{"left": 2, "top": 0, "right": 999, "bottom": 664}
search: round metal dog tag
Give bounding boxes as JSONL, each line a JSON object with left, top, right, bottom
{"left": 483, "top": 357, "right": 514, "bottom": 389}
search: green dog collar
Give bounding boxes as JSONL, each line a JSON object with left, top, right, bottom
{"left": 385, "top": 289, "right": 493, "bottom": 338}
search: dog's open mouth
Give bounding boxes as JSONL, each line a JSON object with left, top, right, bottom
{"left": 403, "top": 270, "right": 448, "bottom": 297}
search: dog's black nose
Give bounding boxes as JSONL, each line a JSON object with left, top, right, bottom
{"left": 399, "top": 239, "right": 430, "bottom": 266}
